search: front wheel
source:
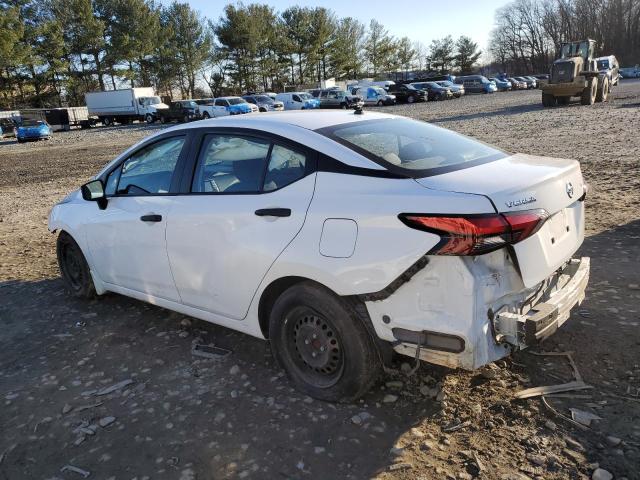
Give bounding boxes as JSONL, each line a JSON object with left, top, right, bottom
{"left": 160, "top": 116, "right": 166, "bottom": 124}
{"left": 376, "top": 100, "right": 383, "bottom": 106}
{"left": 269, "top": 282, "right": 381, "bottom": 402}
{"left": 581, "top": 78, "right": 597, "bottom": 105}
{"left": 407, "top": 95, "right": 415, "bottom": 103}
{"left": 596, "top": 76, "right": 609, "bottom": 102}
{"left": 57, "top": 232, "right": 96, "bottom": 299}
{"left": 542, "top": 92, "right": 557, "bottom": 107}
{"left": 145, "top": 114, "right": 155, "bottom": 123}
{"left": 102, "top": 117, "right": 112, "bottom": 126}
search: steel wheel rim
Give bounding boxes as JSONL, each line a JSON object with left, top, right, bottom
{"left": 285, "top": 307, "right": 344, "bottom": 388}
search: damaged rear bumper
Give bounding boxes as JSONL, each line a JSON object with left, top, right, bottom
{"left": 493, "top": 257, "right": 589, "bottom": 347}
{"left": 365, "top": 254, "right": 590, "bottom": 370}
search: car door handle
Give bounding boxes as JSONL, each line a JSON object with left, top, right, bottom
{"left": 140, "top": 214, "right": 162, "bottom": 222}
{"left": 254, "top": 208, "right": 291, "bottom": 217}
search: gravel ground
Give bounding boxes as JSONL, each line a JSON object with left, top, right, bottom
{"left": 1, "top": 81, "right": 639, "bottom": 480}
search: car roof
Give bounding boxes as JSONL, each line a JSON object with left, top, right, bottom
{"left": 174, "top": 110, "right": 395, "bottom": 131}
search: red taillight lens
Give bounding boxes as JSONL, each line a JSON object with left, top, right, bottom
{"left": 399, "top": 209, "right": 548, "bottom": 256}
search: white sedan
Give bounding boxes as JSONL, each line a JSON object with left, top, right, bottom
{"left": 49, "top": 111, "right": 590, "bottom": 402}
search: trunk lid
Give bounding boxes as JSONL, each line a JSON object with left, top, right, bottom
{"left": 415, "top": 153, "right": 586, "bottom": 287}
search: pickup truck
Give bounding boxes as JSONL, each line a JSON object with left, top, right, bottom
{"left": 157, "top": 101, "right": 200, "bottom": 123}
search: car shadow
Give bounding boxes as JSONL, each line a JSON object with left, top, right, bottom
{"left": 430, "top": 102, "right": 547, "bottom": 124}
{"left": 1, "top": 219, "right": 639, "bottom": 478}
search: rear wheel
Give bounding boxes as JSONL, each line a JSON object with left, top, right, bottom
{"left": 542, "top": 92, "right": 557, "bottom": 107}
{"left": 377, "top": 100, "right": 383, "bottom": 106}
{"left": 57, "top": 232, "right": 96, "bottom": 299}
{"left": 407, "top": 95, "right": 415, "bottom": 103}
{"left": 581, "top": 78, "right": 597, "bottom": 105}
{"left": 557, "top": 96, "right": 570, "bottom": 105}
{"left": 596, "top": 77, "right": 609, "bottom": 102}
{"left": 160, "top": 115, "right": 166, "bottom": 124}
{"left": 102, "top": 116, "right": 113, "bottom": 126}
{"left": 269, "top": 282, "right": 381, "bottom": 402}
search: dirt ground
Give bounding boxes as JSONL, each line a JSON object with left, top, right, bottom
{"left": 1, "top": 81, "right": 639, "bottom": 480}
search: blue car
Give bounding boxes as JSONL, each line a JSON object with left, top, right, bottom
{"left": 17, "top": 119, "right": 52, "bottom": 143}
{"left": 298, "top": 92, "right": 321, "bottom": 109}
{"left": 489, "top": 77, "right": 512, "bottom": 91}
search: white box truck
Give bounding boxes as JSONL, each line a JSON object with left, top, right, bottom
{"left": 85, "top": 87, "right": 169, "bottom": 126}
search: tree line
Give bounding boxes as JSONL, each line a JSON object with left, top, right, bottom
{"left": 0, "top": 0, "right": 483, "bottom": 109}
{"left": 489, "top": 0, "right": 640, "bottom": 74}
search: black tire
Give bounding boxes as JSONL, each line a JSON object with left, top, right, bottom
{"left": 145, "top": 114, "right": 155, "bottom": 123}
{"left": 557, "top": 96, "right": 570, "bottom": 105}
{"left": 377, "top": 100, "right": 383, "bottom": 106}
{"left": 596, "top": 76, "right": 609, "bottom": 102}
{"left": 340, "top": 103, "right": 347, "bottom": 109}
{"left": 103, "top": 117, "right": 112, "bottom": 126}
{"left": 542, "top": 92, "right": 557, "bottom": 107}
{"left": 160, "top": 115, "right": 166, "bottom": 124}
{"left": 407, "top": 95, "right": 415, "bottom": 103}
{"left": 581, "top": 78, "right": 597, "bottom": 105}
{"left": 269, "top": 282, "right": 381, "bottom": 402}
{"left": 17, "top": 138, "right": 25, "bottom": 143}
{"left": 57, "top": 232, "right": 96, "bottom": 299}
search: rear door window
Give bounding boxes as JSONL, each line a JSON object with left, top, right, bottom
{"left": 192, "top": 135, "right": 270, "bottom": 193}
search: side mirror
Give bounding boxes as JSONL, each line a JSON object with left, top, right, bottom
{"left": 81, "top": 179, "right": 108, "bottom": 210}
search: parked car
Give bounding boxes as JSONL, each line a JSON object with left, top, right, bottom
{"left": 508, "top": 77, "right": 527, "bottom": 90}
{"left": 243, "top": 94, "right": 284, "bottom": 112}
{"left": 489, "top": 77, "right": 512, "bottom": 91}
{"left": 455, "top": 75, "right": 497, "bottom": 93}
{"left": 17, "top": 119, "right": 52, "bottom": 142}
{"left": 410, "top": 82, "right": 453, "bottom": 101}
{"left": 435, "top": 81, "right": 464, "bottom": 97}
{"left": 386, "top": 84, "right": 427, "bottom": 103}
{"left": 276, "top": 92, "right": 320, "bottom": 110}
{"left": 533, "top": 74, "right": 549, "bottom": 81}
{"left": 515, "top": 76, "right": 536, "bottom": 89}
{"left": 315, "top": 89, "right": 364, "bottom": 109}
{"left": 350, "top": 86, "right": 396, "bottom": 106}
{"left": 0, "top": 117, "right": 17, "bottom": 138}
{"left": 211, "top": 97, "right": 255, "bottom": 116}
{"left": 51, "top": 110, "right": 590, "bottom": 402}
{"left": 596, "top": 56, "right": 620, "bottom": 86}
{"left": 619, "top": 67, "right": 640, "bottom": 78}
{"left": 157, "top": 100, "right": 200, "bottom": 123}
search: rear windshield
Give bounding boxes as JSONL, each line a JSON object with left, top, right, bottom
{"left": 316, "top": 118, "right": 506, "bottom": 178}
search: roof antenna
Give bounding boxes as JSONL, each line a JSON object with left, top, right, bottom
{"left": 354, "top": 105, "right": 364, "bottom": 115}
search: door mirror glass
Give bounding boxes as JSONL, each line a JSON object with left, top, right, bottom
{"left": 81, "top": 179, "right": 108, "bottom": 209}
{"left": 82, "top": 179, "right": 105, "bottom": 201}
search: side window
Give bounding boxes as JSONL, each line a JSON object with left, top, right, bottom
{"left": 263, "top": 145, "right": 307, "bottom": 192}
{"left": 116, "top": 137, "right": 185, "bottom": 195}
{"left": 292, "top": 95, "right": 301, "bottom": 102}
{"left": 215, "top": 99, "right": 225, "bottom": 107}
{"left": 192, "top": 135, "right": 270, "bottom": 193}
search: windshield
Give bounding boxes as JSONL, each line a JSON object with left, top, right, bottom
{"left": 597, "top": 60, "right": 610, "bottom": 70}
{"left": 438, "top": 81, "right": 453, "bottom": 87}
{"left": 317, "top": 118, "right": 506, "bottom": 177}
{"left": 228, "top": 97, "right": 246, "bottom": 105}
{"left": 148, "top": 97, "right": 162, "bottom": 105}
{"left": 22, "top": 120, "right": 43, "bottom": 127}
{"left": 254, "top": 95, "right": 273, "bottom": 103}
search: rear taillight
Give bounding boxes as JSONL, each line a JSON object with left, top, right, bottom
{"left": 399, "top": 209, "right": 548, "bottom": 256}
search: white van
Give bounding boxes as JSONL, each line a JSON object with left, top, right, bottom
{"left": 356, "top": 80, "right": 396, "bottom": 89}
{"left": 275, "top": 92, "right": 320, "bottom": 110}
{"left": 351, "top": 86, "right": 396, "bottom": 106}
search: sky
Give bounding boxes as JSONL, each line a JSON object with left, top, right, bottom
{"left": 185, "top": 0, "right": 512, "bottom": 56}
